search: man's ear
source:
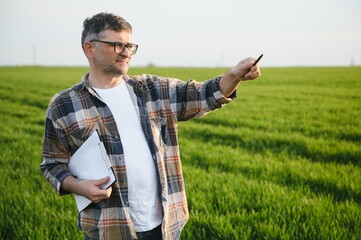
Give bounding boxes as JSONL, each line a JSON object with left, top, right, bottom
{"left": 83, "top": 42, "right": 94, "bottom": 59}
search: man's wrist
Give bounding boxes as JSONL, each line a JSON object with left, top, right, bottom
{"left": 226, "top": 70, "right": 245, "bottom": 83}
{"left": 61, "top": 175, "right": 81, "bottom": 194}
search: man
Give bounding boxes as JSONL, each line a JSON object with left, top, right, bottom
{"left": 40, "top": 12, "right": 261, "bottom": 240}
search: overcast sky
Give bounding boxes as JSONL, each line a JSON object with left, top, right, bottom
{"left": 0, "top": 0, "right": 360, "bottom": 67}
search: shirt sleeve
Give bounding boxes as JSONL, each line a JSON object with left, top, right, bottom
{"left": 40, "top": 105, "right": 73, "bottom": 195}
{"left": 168, "top": 75, "right": 237, "bottom": 121}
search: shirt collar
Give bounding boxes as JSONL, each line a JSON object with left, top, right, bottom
{"left": 74, "top": 73, "right": 139, "bottom": 88}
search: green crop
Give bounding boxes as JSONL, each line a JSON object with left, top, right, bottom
{"left": 0, "top": 66, "right": 360, "bottom": 239}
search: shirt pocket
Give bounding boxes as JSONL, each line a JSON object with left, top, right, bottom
{"left": 150, "top": 115, "right": 168, "bottom": 150}
{"left": 67, "top": 125, "right": 96, "bottom": 155}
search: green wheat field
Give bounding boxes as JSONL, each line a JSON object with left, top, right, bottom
{"left": 0, "top": 66, "right": 360, "bottom": 239}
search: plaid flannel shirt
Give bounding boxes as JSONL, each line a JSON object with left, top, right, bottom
{"left": 41, "top": 73, "right": 235, "bottom": 239}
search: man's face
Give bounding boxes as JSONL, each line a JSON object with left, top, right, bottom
{"left": 91, "top": 30, "right": 134, "bottom": 76}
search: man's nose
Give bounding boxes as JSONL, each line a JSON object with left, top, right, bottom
{"left": 121, "top": 47, "right": 131, "bottom": 57}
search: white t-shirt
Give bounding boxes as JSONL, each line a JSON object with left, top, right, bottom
{"left": 93, "top": 80, "right": 162, "bottom": 232}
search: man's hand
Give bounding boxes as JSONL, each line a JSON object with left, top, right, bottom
{"left": 228, "top": 57, "right": 261, "bottom": 81}
{"left": 62, "top": 176, "right": 112, "bottom": 203}
{"left": 220, "top": 57, "right": 262, "bottom": 97}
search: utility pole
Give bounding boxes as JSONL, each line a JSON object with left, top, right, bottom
{"left": 220, "top": 51, "right": 224, "bottom": 67}
{"left": 350, "top": 55, "right": 354, "bottom": 67}
{"left": 33, "top": 44, "right": 36, "bottom": 66}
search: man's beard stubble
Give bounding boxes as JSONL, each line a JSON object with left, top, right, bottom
{"left": 94, "top": 55, "right": 128, "bottom": 76}
{"left": 103, "top": 64, "right": 124, "bottom": 76}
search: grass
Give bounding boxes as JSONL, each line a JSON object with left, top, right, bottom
{"left": 0, "top": 66, "right": 360, "bottom": 239}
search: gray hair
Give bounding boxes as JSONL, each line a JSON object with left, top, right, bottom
{"left": 81, "top": 12, "right": 132, "bottom": 49}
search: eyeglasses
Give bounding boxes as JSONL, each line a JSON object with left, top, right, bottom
{"left": 90, "top": 39, "right": 139, "bottom": 55}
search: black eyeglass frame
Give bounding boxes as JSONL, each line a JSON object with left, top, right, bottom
{"left": 90, "top": 39, "right": 138, "bottom": 55}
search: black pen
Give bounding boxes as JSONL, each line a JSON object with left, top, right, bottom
{"left": 252, "top": 54, "right": 263, "bottom": 67}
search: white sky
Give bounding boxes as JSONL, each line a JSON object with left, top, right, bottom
{"left": 0, "top": 0, "right": 360, "bottom": 67}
